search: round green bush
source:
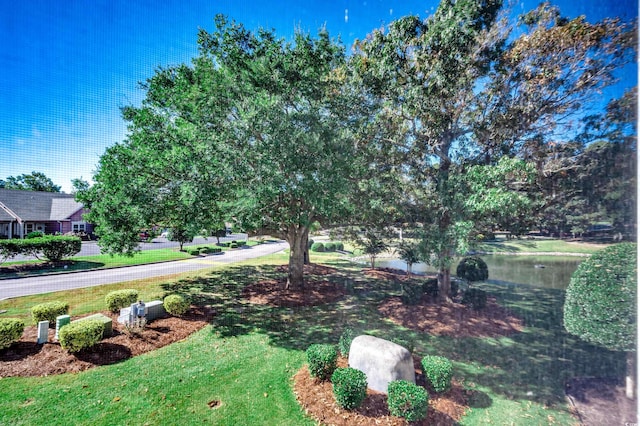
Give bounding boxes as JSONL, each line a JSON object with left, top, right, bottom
{"left": 422, "top": 355, "right": 453, "bottom": 393}
{"left": 164, "top": 294, "right": 190, "bottom": 316}
{"left": 58, "top": 319, "right": 103, "bottom": 353}
{"left": 105, "top": 289, "right": 138, "bottom": 313}
{"left": 564, "top": 243, "right": 637, "bottom": 352}
{"left": 338, "top": 328, "right": 354, "bottom": 356}
{"left": 324, "top": 242, "right": 336, "bottom": 252}
{"left": 331, "top": 367, "right": 368, "bottom": 410}
{"left": 306, "top": 344, "right": 338, "bottom": 381}
{"left": 461, "top": 288, "right": 487, "bottom": 310}
{"left": 456, "top": 256, "right": 489, "bottom": 282}
{"left": 0, "top": 318, "right": 25, "bottom": 350}
{"left": 401, "top": 282, "right": 423, "bottom": 305}
{"left": 31, "top": 301, "right": 69, "bottom": 325}
{"left": 310, "top": 242, "right": 325, "bottom": 252}
{"left": 335, "top": 241, "right": 344, "bottom": 251}
{"left": 387, "top": 380, "right": 428, "bottom": 421}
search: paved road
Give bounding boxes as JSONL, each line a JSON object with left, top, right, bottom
{"left": 0, "top": 241, "right": 288, "bottom": 300}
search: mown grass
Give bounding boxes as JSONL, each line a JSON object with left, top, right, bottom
{"left": 474, "top": 238, "right": 608, "bottom": 255}
{"left": 0, "top": 252, "right": 626, "bottom": 425}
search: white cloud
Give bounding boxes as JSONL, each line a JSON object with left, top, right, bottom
{"left": 345, "top": 9, "right": 348, "bottom": 23}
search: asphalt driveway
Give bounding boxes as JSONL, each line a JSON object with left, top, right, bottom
{"left": 0, "top": 240, "right": 288, "bottom": 300}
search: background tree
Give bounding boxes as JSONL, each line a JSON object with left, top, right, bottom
{"left": 563, "top": 243, "right": 637, "bottom": 399}
{"left": 355, "top": 231, "right": 388, "bottom": 270}
{"left": 4, "top": 172, "right": 61, "bottom": 192}
{"left": 352, "top": 0, "right": 635, "bottom": 301}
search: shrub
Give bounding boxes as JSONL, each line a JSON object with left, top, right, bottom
{"left": 236, "top": 241, "right": 247, "bottom": 247}
{"left": 199, "top": 247, "right": 210, "bottom": 254}
{"left": 31, "top": 301, "right": 69, "bottom": 325}
{"left": 564, "top": 242, "right": 637, "bottom": 352}
{"left": 105, "top": 289, "right": 138, "bottom": 312}
{"left": 387, "top": 380, "right": 428, "bottom": 421}
{"left": 26, "top": 231, "right": 44, "bottom": 239}
{"left": 164, "top": 294, "right": 189, "bottom": 316}
{"left": 338, "top": 328, "right": 354, "bottom": 356}
{"left": 308, "top": 239, "right": 315, "bottom": 249}
{"left": 332, "top": 367, "right": 368, "bottom": 410}
{"left": 461, "top": 288, "right": 487, "bottom": 310}
{"left": 310, "top": 242, "right": 325, "bottom": 252}
{"left": 401, "top": 282, "right": 423, "bottom": 305}
{"left": 324, "top": 242, "right": 336, "bottom": 252}
{"left": 335, "top": 241, "right": 344, "bottom": 251}
{"left": 422, "top": 355, "right": 453, "bottom": 393}
{"left": 456, "top": 256, "right": 489, "bottom": 282}
{"left": 306, "top": 344, "right": 338, "bottom": 381}
{"left": 40, "top": 236, "right": 82, "bottom": 262}
{"left": 209, "top": 247, "right": 222, "bottom": 253}
{"left": 0, "top": 318, "right": 25, "bottom": 350}
{"left": 230, "top": 243, "right": 238, "bottom": 249}
{"left": 58, "top": 319, "right": 103, "bottom": 353}
{"left": 186, "top": 248, "right": 200, "bottom": 255}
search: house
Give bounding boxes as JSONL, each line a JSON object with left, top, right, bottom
{"left": 0, "top": 189, "right": 93, "bottom": 239}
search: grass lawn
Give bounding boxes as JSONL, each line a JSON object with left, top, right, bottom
{"left": 474, "top": 238, "right": 609, "bottom": 255}
{"left": 0, "top": 252, "right": 625, "bottom": 425}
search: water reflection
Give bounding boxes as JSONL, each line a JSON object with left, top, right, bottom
{"left": 373, "top": 256, "right": 584, "bottom": 290}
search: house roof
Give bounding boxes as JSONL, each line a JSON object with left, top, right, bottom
{"left": 0, "top": 189, "right": 84, "bottom": 222}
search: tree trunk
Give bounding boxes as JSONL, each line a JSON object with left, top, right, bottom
{"left": 303, "top": 233, "right": 310, "bottom": 265}
{"left": 626, "top": 351, "right": 636, "bottom": 399}
{"left": 437, "top": 267, "right": 452, "bottom": 303}
{"left": 286, "top": 225, "right": 309, "bottom": 291}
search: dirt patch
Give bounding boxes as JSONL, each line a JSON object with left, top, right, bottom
{"left": 0, "top": 307, "right": 212, "bottom": 377}
{"left": 294, "top": 356, "right": 468, "bottom": 425}
{"left": 565, "top": 377, "right": 637, "bottom": 426}
{"left": 243, "top": 264, "right": 346, "bottom": 307}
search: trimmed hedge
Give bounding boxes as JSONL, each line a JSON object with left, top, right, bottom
{"left": 332, "top": 367, "right": 368, "bottom": 410}
{"left": 31, "top": 301, "right": 69, "bottom": 325}
{"left": 456, "top": 256, "right": 489, "bottom": 282}
{"left": 164, "top": 294, "right": 189, "bottom": 316}
{"left": 310, "top": 242, "right": 325, "bottom": 252}
{"left": 564, "top": 242, "right": 637, "bottom": 352}
{"left": 387, "top": 380, "right": 429, "bottom": 421}
{"left": 338, "top": 328, "right": 354, "bottom": 357}
{"left": 0, "top": 318, "right": 25, "bottom": 350}
{"left": 401, "top": 282, "right": 423, "bottom": 305}
{"left": 105, "top": 289, "right": 138, "bottom": 312}
{"left": 306, "top": 344, "right": 338, "bottom": 381}
{"left": 462, "top": 288, "right": 487, "bottom": 310}
{"left": 422, "top": 355, "right": 453, "bottom": 393}
{"left": 0, "top": 236, "right": 81, "bottom": 262}
{"left": 58, "top": 319, "right": 103, "bottom": 353}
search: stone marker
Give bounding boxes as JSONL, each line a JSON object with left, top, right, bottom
{"left": 348, "top": 335, "right": 415, "bottom": 393}
{"left": 55, "top": 315, "right": 71, "bottom": 340}
{"left": 37, "top": 320, "right": 49, "bottom": 344}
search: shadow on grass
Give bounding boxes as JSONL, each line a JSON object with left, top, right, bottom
{"left": 161, "top": 262, "right": 625, "bottom": 409}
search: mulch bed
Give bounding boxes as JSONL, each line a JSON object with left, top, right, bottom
{"left": 565, "top": 377, "right": 637, "bottom": 426}
{"left": 0, "top": 307, "right": 212, "bottom": 377}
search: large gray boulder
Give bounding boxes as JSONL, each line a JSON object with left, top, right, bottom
{"left": 348, "top": 335, "right": 415, "bottom": 393}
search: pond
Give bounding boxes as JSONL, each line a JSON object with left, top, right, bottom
{"left": 373, "top": 255, "right": 585, "bottom": 290}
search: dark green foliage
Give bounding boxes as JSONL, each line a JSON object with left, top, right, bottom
{"left": 0, "top": 318, "right": 25, "bottom": 350}
{"left": 564, "top": 243, "right": 637, "bottom": 352}
{"left": 335, "top": 241, "right": 344, "bottom": 251}
{"left": 306, "top": 344, "right": 338, "bottom": 381}
{"left": 387, "top": 380, "right": 429, "bottom": 422}
{"left": 105, "top": 289, "right": 138, "bottom": 312}
{"left": 324, "top": 242, "right": 336, "bottom": 252}
{"left": 164, "top": 294, "right": 190, "bottom": 316}
{"left": 311, "top": 242, "right": 325, "bottom": 252}
{"left": 462, "top": 289, "right": 487, "bottom": 310}
{"left": 456, "top": 256, "right": 489, "bottom": 282}
{"left": 308, "top": 239, "right": 315, "bottom": 249}
{"left": 187, "top": 248, "right": 200, "bottom": 255}
{"left": 58, "top": 320, "right": 103, "bottom": 353}
{"left": 26, "top": 231, "right": 44, "bottom": 239}
{"left": 421, "top": 355, "right": 453, "bottom": 393}
{"left": 401, "top": 282, "right": 423, "bottom": 305}
{"left": 338, "top": 328, "right": 354, "bottom": 356}
{"left": 230, "top": 243, "right": 238, "bottom": 249}
{"left": 331, "top": 367, "right": 368, "bottom": 410}
{"left": 31, "top": 301, "right": 69, "bottom": 325}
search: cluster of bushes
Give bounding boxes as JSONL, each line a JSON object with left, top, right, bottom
{"left": 0, "top": 236, "right": 81, "bottom": 262}
{"left": 186, "top": 246, "right": 223, "bottom": 256}
{"left": 217, "top": 240, "right": 247, "bottom": 249}
{"left": 305, "top": 336, "right": 454, "bottom": 421}
{"left": 310, "top": 241, "right": 344, "bottom": 253}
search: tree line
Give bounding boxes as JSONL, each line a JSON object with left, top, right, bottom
{"left": 75, "top": 0, "right": 637, "bottom": 297}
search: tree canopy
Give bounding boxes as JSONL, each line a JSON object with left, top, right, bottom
{"left": 3, "top": 172, "right": 61, "bottom": 193}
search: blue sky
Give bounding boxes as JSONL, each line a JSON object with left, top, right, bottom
{"left": 1, "top": 0, "right": 637, "bottom": 193}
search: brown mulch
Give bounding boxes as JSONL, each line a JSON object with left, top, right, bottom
{"left": 243, "top": 264, "right": 346, "bottom": 307}
{"left": 0, "top": 307, "right": 212, "bottom": 377}
{"left": 294, "top": 356, "right": 468, "bottom": 425}
{"left": 565, "top": 377, "right": 637, "bottom": 426}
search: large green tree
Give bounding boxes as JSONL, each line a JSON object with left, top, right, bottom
{"left": 4, "top": 172, "right": 61, "bottom": 192}
{"left": 352, "top": 0, "right": 635, "bottom": 300}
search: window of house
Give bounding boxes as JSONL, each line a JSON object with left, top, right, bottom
{"left": 72, "top": 222, "right": 87, "bottom": 232}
